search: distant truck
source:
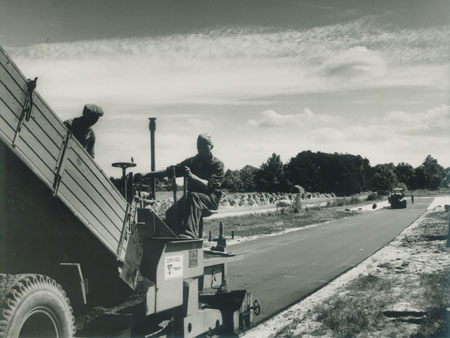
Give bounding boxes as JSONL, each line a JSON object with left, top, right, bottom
{"left": 389, "top": 188, "right": 407, "bottom": 209}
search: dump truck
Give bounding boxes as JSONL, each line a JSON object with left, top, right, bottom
{"left": 0, "top": 45, "right": 258, "bottom": 337}
{"left": 388, "top": 187, "right": 407, "bottom": 209}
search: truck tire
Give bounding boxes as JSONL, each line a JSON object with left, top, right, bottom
{"left": 0, "top": 274, "right": 75, "bottom": 338}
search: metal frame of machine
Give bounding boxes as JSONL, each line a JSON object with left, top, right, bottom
{"left": 0, "top": 44, "right": 258, "bottom": 337}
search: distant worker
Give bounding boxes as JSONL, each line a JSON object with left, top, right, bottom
{"left": 63, "top": 104, "right": 104, "bottom": 158}
{"left": 158, "top": 134, "right": 224, "bottom": 238}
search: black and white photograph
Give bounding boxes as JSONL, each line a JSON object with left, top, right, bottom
{"left": 0, "top": 0, "right": 449, "bottom": 337}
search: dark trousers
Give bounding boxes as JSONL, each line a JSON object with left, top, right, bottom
{"left": 165, "top": 192, "right": 220, "bottom": 238}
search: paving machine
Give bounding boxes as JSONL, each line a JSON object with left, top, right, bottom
{"left": 0, "top": 45, "right": 258, "bottom": 337}
{"left": 388, "top": 187, "right": 407, "bottom": 209}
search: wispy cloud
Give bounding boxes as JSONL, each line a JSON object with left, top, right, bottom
{"left": 247, "top": 108, "right": 339, "bottom": 128}
{"left": 5, "top": 19, "right": 449, "bottom": 174}
{"left": 307, "top": 105, "right": 450, "bottom": 142}
{"left": 380, "top": 104, "right": 450, "bottom": 136}
{"left": 94, "top": 103, "right": 448, "bottom": 174}
{"left": 187, "top": 118, "right": 213, "bottom": 130}
{"left": 316, "top": 46, "right": 386, "bottom": 80}
{"left": 8, "top": 18, "right": 449, "bottom": 110}
{"left": 300, "top": 104, "right": 450, "bottom": 166}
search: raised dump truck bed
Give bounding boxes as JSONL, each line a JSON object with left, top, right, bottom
{"left": 0, "top": 45, "right": 127, "bottom": 255}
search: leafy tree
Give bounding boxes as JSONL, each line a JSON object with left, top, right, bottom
{"left": 394, "top": 162, "right": 416, "bottom": 189}
{"left": 222, "top": 166, "right": 258, "bottom": 192}
{"left": 415, "top": 155, "right": 445, "bottom": 190}
{"left": 444, "top": 167, "right": 450, "bottom": 188}
{"left": 338, "top": 154, "right": 371, "bottom": 194}
{"left": 285, "top": 151, "right": 319, "bottom": 193}
{"left": 371, "top": 163, "right": 397, "bottom": 194}
{"left": 239, "top": 165, "right": 258, "bottom": 192}
{"left": 285, "top": 151, "right": 371, "bottom": 195}
{"left": 222, "top": 169, "right": 243, "bottom": 192}
{"left": 254, "top": 153, "right": 289, "bottom": 192}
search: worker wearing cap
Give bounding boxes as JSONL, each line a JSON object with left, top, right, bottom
{"left": 165, "top": 134, "right": 224, "bottom": 238}
{"left": 63, "top": 104, "right": 104, "bottom": 158}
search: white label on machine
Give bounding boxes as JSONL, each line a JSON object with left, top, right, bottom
{"left": 164, "top": 254, "right": 183, "bottom": 279}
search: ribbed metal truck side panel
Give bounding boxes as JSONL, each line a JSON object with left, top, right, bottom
{"left": 0, "top": 45, "right": 126, "bottom": 255}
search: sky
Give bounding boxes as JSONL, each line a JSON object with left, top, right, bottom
{"left": 1, "top": 0, "right": 449, "bottom": 176}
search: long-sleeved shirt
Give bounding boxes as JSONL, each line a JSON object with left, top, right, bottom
{"left": 63, "top": 118, "right": 96, "bottom": 158}
{"left": 175, "top": 154, "right": 224, "bottom": 195}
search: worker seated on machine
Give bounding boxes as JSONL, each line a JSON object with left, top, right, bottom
{"left": 164, "top": 134, "right": 224, "bottom": 239}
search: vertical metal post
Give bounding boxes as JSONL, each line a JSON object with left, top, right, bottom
{"left": 219, "top": 221, "right": 224, "bottom": 239}
{"left": 171, "top": 166, "right": 179, "bottom": 236}
{"left": 122, "top": 167, "right": 127, "bottom": 201}
{"left": 183, "top": 175, "right": 188, "bottom": 229}
{"left": 112, "top": 162, "right": 136, "bottom": 200}
{"left": 149, "top": 118, "right": 156, "bottom": 199}
{"left": 447, "top": 206, "right": 450, "bottom": 248}
{"left": 172, "top": 166, "right": 177, "bottom": 206}
{"left": 183, "top": 175, "right": 188, "bottom": 198}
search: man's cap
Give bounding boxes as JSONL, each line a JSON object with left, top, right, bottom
{"left": 197, "top": 133, "right": 213, "bottom": 146}
{"left": 83, "top": 104, "right": 104, "bottom": 118}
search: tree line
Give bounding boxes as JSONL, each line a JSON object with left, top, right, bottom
{"left": 111, "top": 152, "right": 449, "bottom": 197}
{"left": 222, "top": 152, "right": 450, "bottom": 196}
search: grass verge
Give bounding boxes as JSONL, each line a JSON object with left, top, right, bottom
{"left": 202, "top": 204, "right": 360, "bottom": 239}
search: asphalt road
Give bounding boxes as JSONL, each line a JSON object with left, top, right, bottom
{"left": 227, "top": 198, "right": 432, "bottom": 323}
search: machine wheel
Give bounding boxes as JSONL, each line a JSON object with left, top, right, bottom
{"left": 0, "top": 274, "right": 75, "bottom": 338}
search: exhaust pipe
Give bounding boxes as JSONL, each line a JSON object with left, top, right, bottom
{"left": 149, "top": 117, "right": 156, "bottom": 199}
